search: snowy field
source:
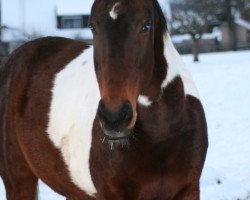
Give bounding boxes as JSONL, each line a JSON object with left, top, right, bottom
{"left": 183, "top": 51, "right": 250, "bottom": 200}
{"left": 1, "top": 50, "right": 250, "bottom": 199}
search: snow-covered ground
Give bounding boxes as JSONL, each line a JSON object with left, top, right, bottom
{"left": 183, "top": 51, "right": 250, "bottom": 200}
{"left": 1, "top": 50, "right": 250, "bottom": 199}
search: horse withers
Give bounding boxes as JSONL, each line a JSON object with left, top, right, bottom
{"left": 0, "top": 0, "right": 208, "bottom": 199}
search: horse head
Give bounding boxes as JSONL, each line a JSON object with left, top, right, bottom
{"left": 90, "top": 0, "right": 167, "bottom": 140}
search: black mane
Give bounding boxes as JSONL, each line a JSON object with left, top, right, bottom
{"left": 153, "top": 0, "right": 168, "bottom": 32}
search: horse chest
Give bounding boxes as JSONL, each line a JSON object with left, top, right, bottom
{"left": 94, "top": 161, "right": 186, "bottom": 200}
{"left": 91, "top": 139, "right": 189, "bottom": 200}
{"left": 47, "top": 47, "right": 100, "bottom": 196}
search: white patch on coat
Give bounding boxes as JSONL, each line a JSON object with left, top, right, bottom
{"left": 161, "top": 32, "right": 200, "bottom": 99}
{"left": 47, "top": 46, "right": 100, "bottom": 197}
{"left": 138, "top": 95, "right": 152, "bottom": 107}
{"left": 109, "top": 2, "right": 120, "bottom": 20}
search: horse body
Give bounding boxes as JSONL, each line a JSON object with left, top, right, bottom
{"left": 90, "top": 34, "right": 207, "bottom": 200}
{"left": 0, "top": 1, "right": 208, "bottom": 199}
{"left": 0, "top": 37, "right": 96, "bottom": 199}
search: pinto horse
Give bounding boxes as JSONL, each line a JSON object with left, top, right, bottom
{"left": 0, "top": 0, "right": 208, "bottom": 199}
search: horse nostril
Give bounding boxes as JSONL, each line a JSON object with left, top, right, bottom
{"left": 97, "top": 100, "right": 133, "bottom": 131}
{"left": 97, "top": 100, "right": 106, "bottom": 120}
{"left": 121, "top": 101, "right": 133, "bottom": 124}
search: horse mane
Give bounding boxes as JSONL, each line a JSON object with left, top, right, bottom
{"left": 153, "top": 0, "right": 168, "bottom": 33}
{"left": 149, "top": 0, "right": 168, "bottom": 96}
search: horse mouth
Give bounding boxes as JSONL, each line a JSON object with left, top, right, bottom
{"left": 102, "top": 129, "right": 133, "bottom": 148}
{"left": 103, "top": 129, "right": 132, "bottom": 140}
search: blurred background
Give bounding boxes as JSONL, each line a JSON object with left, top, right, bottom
{"left": 0, "top": 0, "right": 250, "bottom": 200}
{"left": 0, "top": 0, "right": 250, "bottom": 61}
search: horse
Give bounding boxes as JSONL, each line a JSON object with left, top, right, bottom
{"left": 0, "top": 0, "right": 208, "bottom": 199}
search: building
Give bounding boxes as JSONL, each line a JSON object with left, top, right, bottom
{"left": 1, "top": 0, "right": 93, "bottom": 53}
{"left": 220, "top": 18, "right": 250, "bottom": 49}
{"left": 2, "top": 0, "right": 93, "bottom": 41}
{"left": 171, "top": 28, "right": 222, "bottom": 54}
{"left": 0, "top": 0, "right": 171, "bottom": 56}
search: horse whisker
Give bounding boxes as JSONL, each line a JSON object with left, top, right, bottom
{"left": 110, "top": 141, "right": 114, "bottom": 150}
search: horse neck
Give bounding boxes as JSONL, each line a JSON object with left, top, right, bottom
{"left": 137, "top": 32, "right": 199, "bottom": 143}
{"left": 162, "top": 32, "right": 199, "bottom": 98}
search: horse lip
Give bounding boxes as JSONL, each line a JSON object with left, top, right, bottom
{"left": 103, "top": 129, "right": 132, "bottom": 141}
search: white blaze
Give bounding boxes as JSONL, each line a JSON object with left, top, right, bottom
{"left": 109, "top": 2, "right": 120, "bottom": 20}
{"left": 47, "top": 46, "right": 100, "bottom": 196}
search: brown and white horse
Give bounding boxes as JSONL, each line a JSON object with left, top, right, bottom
{"left": 0, "top": 0, "right": 208, "bottom": 199}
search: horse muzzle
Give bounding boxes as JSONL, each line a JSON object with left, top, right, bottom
{"left": 97, "top": 100, "right": 135, "bottom": 140}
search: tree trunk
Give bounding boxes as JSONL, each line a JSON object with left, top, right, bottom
{"left": 226, "top": 0, "right": 237, "bottom": 51}
{"left": 192, "top": 38, "right": 200, "bottom": 62}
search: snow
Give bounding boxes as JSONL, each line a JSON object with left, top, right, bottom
{"left": 182, "top": 51, "right": 250, "bottom": 200}
{"left": 172, "top": 34, "right": 192, "bottom": 43}
{"left": 172, "top": 27, "right": 222, "bottom": 43}
{"left": 235, "top": 18, "right": 250, "bottom": 30}
{"left": 0, "top": 50, "right": 250, "bottom": 199}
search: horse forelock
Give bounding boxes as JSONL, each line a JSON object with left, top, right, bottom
{"left": 109, "top": 2, "right": 121, "bottom": 20}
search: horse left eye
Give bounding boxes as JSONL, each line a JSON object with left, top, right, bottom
{"left": 141, "top": 22, "right": 152, "bottom": 33}
{"left": 89, "top": 24, "right": 96, "bottom": 33}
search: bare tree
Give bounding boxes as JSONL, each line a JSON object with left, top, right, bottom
{"left": 209, "top": 0, "right": 250, "bottom": 50}
{"left": 0, "top": 0, "right": 4, "bottom": 60}
{"left": 239, "top": 0, "right": 250, "bottom": 21}
{"left": 225, "top": 0, "right": 237, "bottom": 50}
{"left": 170, "top": 0, "right": 219, "bottom": 62}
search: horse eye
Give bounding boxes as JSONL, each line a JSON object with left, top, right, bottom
{"left": 141, "top": 22, "right": 152, "bottom": 33}
{"left": 89, "top": 24, "right": 96, "bottom": 33}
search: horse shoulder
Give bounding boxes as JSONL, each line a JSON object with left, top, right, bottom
{"left": 47, "top": 45, "right": 100, "bottom": 196}
{"left": 1, "top": 37, "right": 98, "bottom": 197}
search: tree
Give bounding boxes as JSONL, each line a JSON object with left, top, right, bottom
{"left": 0, "top": 0, "right": 4, "bottom": 60}
{"left": 211, "top": 0, "right": 250, "bottom": 50}
{"left": 239, "top": 0, "right": 250, "bottom": 21}
{"left": 225, "top": 0, "right": 237, "bottom": 50}
{"left": 170, "top": 0, "right": 215, "bottom": 62}
{"left": 170, "top": 0, "right": 250, "bottom": 59}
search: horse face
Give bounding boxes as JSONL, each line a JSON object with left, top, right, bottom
{"left": 90, "top": 0, "right": 155, "bottom": 139}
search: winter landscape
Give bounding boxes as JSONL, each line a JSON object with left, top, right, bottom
{"left": 0, "top": 50, "right": 250, "bottom": 200}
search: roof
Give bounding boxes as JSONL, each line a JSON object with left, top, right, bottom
{"left": 235, "top": 18, "right": 250, "bottom": 30}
